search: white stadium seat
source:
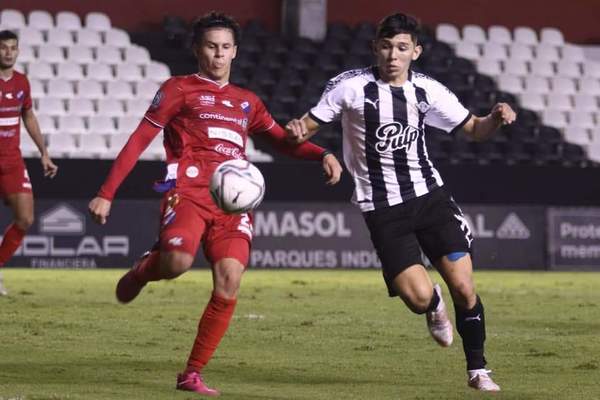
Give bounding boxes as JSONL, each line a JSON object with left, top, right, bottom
{"left": 17, "top": 45, "right": 36, "bottom": 63}
{"left": 577, "top": 77, "right": 600, "bottom": 95}
{"left": 509, "top": 43, "right": 534, "bottom": 60}
{"left": 28, "top": 10, "right": 54, "bottom": 31}
{"left": 582, "top": 61, "right": 600, "bottom": 78}
{"left": 115, "top": 63, "right": 143, "bottom": 82}
{"left": 88, "top": 115, "right": 117, "bottom": 135}
{"left": 124, "top": 46, "right": 151, "bottom": 65}
{"left": 126, "top": 99, "right": 151, "bottom": 115}
{"left": 481, "top": 42, "right": 507, "bottom": 61}
{"left": 14, "top": 62, "right": 27, "bottom": 74}
{"left": 58, "top": 115, "right": 87, "bottom": 135}
{"left": 48, "top": 134, "right": 78, "bottom": 158}
{"left": 77, "top": 79, "right": 105, "bottom": 99}
{"left": 16, "top": 27, "right": 44, "bottom": 46}
{"left": 556, "top": 61, "right": 581, "bottom": 78}
{"left": 104, "top": 28, "right": 131, "bottom": 47}
{"left": 454, "top": 41, "right": 480, "bottom": 60}
{"left": 96, "top": 46, "right": 123, "bottom": 65}
{"left": 97, "top": 98, "right": 126, "bottom": 117}
{"left": 77, "top": 134, "right": 109, "bottom": 158}
{"left": 37, "top": 97, "right": 66, "bottom": 116}
{"left": 550, "top": 77, "right": 577, "bottom": 95}
{"left": 47, "top": 28, "right": 75, "bottom": 47}
{"left": 86, "top": 63, "right": 114, "bottom": 81}
{"left": 567, "top": 111, "right": 596, "bottom": 129}
{"left": 47, "top": 79, "right": 75, "bottom": 99}
{"left": 561, "top": 44, "right": 585, "bottom": 62}
{"left": 497, "top": 74, "right": 523, "bottom": 93}
{"left": 573, "top": 94, "right": 598, "bottom": 111}
{"left": 462, "top": 24, "right": 486, "bottom": 44}
{"left": 66, "top": 46, "right": 95, "bottom": 64}
{"left": 28, "top": 61, "right": 55, "bottom": 79}
{"left": 106, "top": 80, "right": 134, "bottom": 100}
{"left": 591, "top": 129, "right": 600, "bottom": 143}
{"left": 564, "top": 126, "right": 591, "bottom": 146}
{"left": 20, "top": 130, "right": 40, "bottom": 157}
{"left": 436, "top": 23, "right": 460, "bottom": 44}
{"left": 36, "top": 114, "right": 57, "bottom": 135}
{"left": 56, "top": 62, "right": 85, "bottom": 80}
{"left": 488, "top": 25, "right": 512, "bottom": 44}
{"left": 529, "top": 60, "right": 555, "bottom": 77}
{"left": 38, "top": 45, "right": 65, "bottom": 63}
{"left": 56, "top": 11, "right": 82, "bottom": 31}
{"left": 518, "top": 92, "right": 545, "bottom": 112}
{"left": 541, "top": 110, "right": 568, "bottom": 128}
{"left": 540, "top": 27, "right": 565, "bottom": 46}
{"left": 117, "top": 116, "right": 142, "bottom": 134}
{"left": 29, "top": 78, "right": 45, "bottom": 98}
{"left": 587, "top": 143, "right": 600, "bottom": 162}
{"left": 136, "top": 80, "right": 160, "bottom": 100}
{"left": 105, "top": 133, "right": 131, "bottom": 158}
{"left": 545, "top": 94, "right": 572, "bottom": 111}
{"left": 477, "top": 59, "right": 502, "bottom": 77}
{"left": 503, "top": 59, "right": 529, "bottom": 76}
{"left": 0, "top": 9, "right": 26, "bottom": 29}
{"left": 85, "top": 12, "right": 111, "bottom": 32}
{"left": 76, "top": 29, "right": 103, "bottom": 47}
{"left": 524, "top": 76, "right": 550, "bottom": 94}
{"left": 514, "top": 26, "right": 538, "bottom": 45}
{"left": 535, "top": 44, "right": 560, "bottom": 62}
{"left": 68, "top": 98, "right": 96, "bottom": 117}
{"left": 144, "top": 62, "right": 171, "bottom": 82}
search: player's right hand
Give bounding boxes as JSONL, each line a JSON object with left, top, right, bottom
{"left": 88, "top": 197, "right": 112, "bottom": 225}
{"left": 285, "top": 118, "right": 309, "bottom": 144}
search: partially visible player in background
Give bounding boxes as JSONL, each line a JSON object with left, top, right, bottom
{"left": 88, "top": 12, "right": 342, "bottom": 396}
{"left": 0, "top": 30, "right": 58, "bottom": 295}
{"left": 286, "top": 13, "right": 516, "bottom": 392}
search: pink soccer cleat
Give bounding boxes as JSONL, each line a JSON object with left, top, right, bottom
{"left": 176, "top": 371, "right": 220, "bottom": 396}
{"left": 468, "top": 369, "right": 501, "bottom": 391}
{"left": 426, "top": 284, "right": 454, "bottom": 347}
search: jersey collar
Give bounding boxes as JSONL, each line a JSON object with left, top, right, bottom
{"left": 194, "top": 74, "right": 229, "bottom": 89}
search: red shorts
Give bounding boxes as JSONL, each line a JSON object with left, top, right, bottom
{"left": 0, "top": 158, "right": 33, "bottom": 198}
{"left": 158, "top": 189, "right": 252, "bottom": 266}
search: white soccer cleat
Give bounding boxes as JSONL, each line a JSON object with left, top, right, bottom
{"left": 468, "top": 369, "right": 501, "bottom": 392}
{"left": 0, "top": 272, "right": 8, "bottom": 296}
{"left": 426, "top": 284, "right": 453, "bottom": 347}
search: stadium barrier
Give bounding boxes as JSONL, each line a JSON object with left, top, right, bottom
{"left": 2, "top": 200, "right": 598, "bottom": 271}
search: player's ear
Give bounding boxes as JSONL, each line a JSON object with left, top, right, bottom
{"left": 232, "top": 44, "right": 237, "bottom": 59}
{"left": 412, "top": 43, "right": 422, "bottom": 61}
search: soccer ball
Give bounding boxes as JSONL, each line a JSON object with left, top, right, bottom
{"left": 209, "top": 159, "right": 265, "bottom": 214}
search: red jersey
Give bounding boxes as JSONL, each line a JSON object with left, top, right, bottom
{"left": 0, "top": 70, "right": 32, "bottom": 160}
{"left": 98, "top": 74, "right": 327, "bottom": 201}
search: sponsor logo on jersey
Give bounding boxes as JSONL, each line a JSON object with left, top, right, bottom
{"left": 199, "top": 112, "right": 248, "bottom": 128}
{"left": 214, "top": 143, "right": 243, "bottom": 159}
{"left": 168, "top": 237, "right": 183, "bottom": 246}
{"left": 185, "top": 166, "right": 199, "bottom": 178}
{"left": 207, "top": 127, "right": 244, "bottom": 147}
{"left": 5, "top": 92, "right": 13, "bottom": 99}
{"left": 365, "top": 98, "right": 379, "bottom": 109}
{"left": 0, "top": 129, "right": 16, "bottom": 137}
{"left": 150, "top": 91, "right": 163, "bottom": 109}
{"left": 199, "top": 95, "right": 215, "bottom": 106}
{"left": 374, "top": 122, "right": 421, "bottom": 153}
{"left": 222, "top": 100, "right": 234, "bottom": 108}
{"left": 240, "top": 101, "right": 251, "bottom": 114}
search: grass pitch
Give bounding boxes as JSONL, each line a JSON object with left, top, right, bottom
{"left": 0, "top": 269, "right": 599, "bottom": 400}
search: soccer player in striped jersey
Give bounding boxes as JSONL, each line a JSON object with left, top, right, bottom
{"left": 0, "top": 30, "right": 58, "bottom": 294}
{"left": 88, "top": 12, "right": 342, "bottom": 396}
{"left": 286, "top": 13, "right": 516, "bottom": 392}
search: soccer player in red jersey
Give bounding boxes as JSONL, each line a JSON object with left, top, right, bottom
{"left": 0, "top": 30, "right": 58, "bottom": 295}
{"left": 88, "top": 12, "right": 342, "bottom": 396}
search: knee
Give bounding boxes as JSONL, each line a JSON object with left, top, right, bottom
{"left": 450, "top": 280, "right": 476, "bottom": 309}
{"left": 400, "top": 286, "right": 433, "bottom": 314}
{"left": 15, "top": 215, "right": 34, "bottom": 231}
{"left": 160, "top": 252, "right": 193, "bottom": 279}
{"left": 213, "top": 260, "right": 243, "bottom": 298}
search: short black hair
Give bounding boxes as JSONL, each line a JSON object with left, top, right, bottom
{"left": 191, "top": 11, "right": 241, "bottom": 46}
{"left": 0, "top": 30, "right": 18, "bottom": 43}
{"left": 375, "top": 13, "right": 420, "bottom": 44}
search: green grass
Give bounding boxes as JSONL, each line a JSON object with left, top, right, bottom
{"left": 0, "top": 269, "right": 599, "bottom": 400}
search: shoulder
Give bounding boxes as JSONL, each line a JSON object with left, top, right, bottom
{"left": 13, "top": 70, "right": 30, "bottom": 86}
{"left": 410, "top": 71, "right": 456, "bottom": 97}
{"left": 322, "top": 66, "right": 374, "bottom": 95}
{"left": 228, "top": 84, "right": 261, "bottom": 101}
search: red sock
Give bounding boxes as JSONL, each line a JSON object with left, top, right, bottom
{"left": 0, "top": 224, "right": 26, "bottom": 265}
{"left": 186, "top": 292, "right": 237, "bottom": 372}
{"left": 132, "top": 250, "right": 162, "bottom": 283}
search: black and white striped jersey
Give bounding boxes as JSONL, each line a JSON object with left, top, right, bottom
{"left": 310, "top": 66, "right": 471, "bottom": 212}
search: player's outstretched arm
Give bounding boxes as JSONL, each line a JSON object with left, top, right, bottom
{"left": 322, "top": 152, "right": 343, "bottom": 185}
{"left": 461, "top": 103, "right": 517, "bottom": 142}
{"left": 285, "top": 114, "right": 321, "bottom": 144}
{"left": 22, "top": 108, "right": 58, "bottom": 178}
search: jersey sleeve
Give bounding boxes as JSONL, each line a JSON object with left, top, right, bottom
{"left": 21, "top": 75, "right": 33, "bottom": 111}
{"left": 309, "top": 77, "right": 352, "bottom": 124}
{"left": 144, "top": 78, "right": 184, "bottom": 128}
{"left": 247, "top": 95, "right": 276, "bottom": 134}
{"left": 423, "top": 81, "right": 471, "bottom": 134}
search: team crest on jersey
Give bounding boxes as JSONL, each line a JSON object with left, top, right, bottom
{"left": 199, "top": 95, "right": 215, "bottom": 106}
{"left": 417, "top": 101, "right": 430, "bottom": 114}
{"left": 240, "top": 101, "right": 251, "bottom": 114}
{"left": 222, "top": 100, "right": 234, "bottom": 108}
{"left": 150, "top": 91, "right": 163, "bottom": 109}
{"left": 375, "top": 122, "right": 421, "bottom": 154}
{"left": 16, "top": 90, "right": 24, "bottom": 100}
{"left": 5, "top": 92, "right": 13, "bottom": 99}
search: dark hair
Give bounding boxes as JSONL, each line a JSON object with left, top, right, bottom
{"left": 0, "top": 30, "right": 18, "bottom": 43}
{"left": 375, "top": 13, "right": 420, "bottom": 43}
{"left": 191, "top": 11, "right": 241, "bottom": 46}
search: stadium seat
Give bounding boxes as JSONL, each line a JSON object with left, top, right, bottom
{"left": 37, "top": 45, "right": 65, "bottom": 63}
{"left": 524, "top": 76, "right": 550, "bottom": 94}
{"left": 85, "top": 12, "right": 111, "bottom": 32}
{"left": 546, "top": 93, "right": 572, "bottom": 111}
{"left": 105, "top": 133, "right": 131, "bottom": 158}
{"left": 144, "top": 62, "right": 171, "bottom": 82}
{"left": 514, "top": 26, "right": 538, "bottom": 45}
{"left": 76, "top": 29, "right": 103, "bottom": 47}
{"left": 20, "top": 130, "right": 40, "bottom": 157}
{"left": 104, "top": 28, "right": 131, "bottom": 47}
{"left": 56, "top": 11, "right": 82, "bottom": 31}
{"left": 88, "top": 115, "right": 117, "bottom": 135}
{"left": 529, "top": 60, "right": 555, "bottom": 77}
{"left": 117, "top": 116, "right": 141, "bottom": 134}
{"left": 57, "top": 62, "right": 85, "bottom": 80}
{"left": 577, "top": 77, "right": 600, "bottom": 95}
{"left": 541, "top": 109, "right": 568, "bottom": 128}
{"left": 36, "top": 114, "right": 57, "bottom": 135}
{"left": 77, "top": 79, "right": 105, "bottom": 99}
{"left": 518, "top": 92, "right": 545, "bottom": 111}
{"left": 481, "top": 42, "right": 507, "bottom": 60}
{"left": 16, "top": 27, "right": 44, "bottom": 46}
{"left": 116, "top": 63, "right": 143, "bottom": 82}
{"left": 97, "top": 98, "right": 126, "bottom": 117}
{"left": 535, "top": 44, "right": 560, "bottom": 62}
{"left": 503, "top": 59, "right": 529, "bottom": 75}
{"left": 125, "top": 99, "right": 151, "bottom": 116}
{"left": 497, "top": 74, "right": 523, "bottom": 93}
{"left": 508, "top": 43, "right": 534, "bottom": 61}
{"left": 58, "top": 115, "right": 87, "bottom": 135}
{"left": 37, "top": 97, "right": 66, "bottom": 116}
{"left": 18, "top": 45, "right": 36, "bottom": 63}
{"left": 587, "top": 143, "right": 600, "bottom": 163}
{"left": 487, "top": 25, "right": 512, "bottom": 44}
{"left": 66, "top": 45, "right": 94, "bottom": 64}
{"left": 454, "top": 41, "right": 480, "bottom": 60}
{"left": 135, "top": 80, "right": 160, "bottom": 100}
{"left": 106, "top": 80, "right": 134, "bottom": 99}
{"left": 86, "top": 63, "right": 114, "bottom": 81}
{"left": 29, "top": 78, "right": 45, "bottom": 98}
{"left": 14, "top": 62, "right": 27, "bottom": 74}
{"left": 567, "top": 111, "right": 596, "bottom": 129}
{"left": 591, "top": 128, "right": 600, "bottom": 143}
{"left": 556, "top": 61, "right": 581, "bottom": 78}
{"left": 540, "top": 27, "right": 565, "bottom": 46}
{"left": 436, "top": 23, "right": 461, "bottom": 44}
{"left": 76, "top": 135, "right": 109, "bottom": 158}
{"left": 47, "top": 28, "right": 75, "bottom": 47}
{"left": 28, "top": 10, "right": 54, "bottom": 31}
{"left": 96, "top": 46, "right": 123, "bottom": 65}
{"left": 581, "top": 61, "right": 600, "bottom": 78}
{"left": 561, "top": 45, "right": 585, "bottom": 62}
{"left": 124, "top": 46, "right": 151, "bottom": 65}
{"left": 573, "top": 94, "right": 598, "bottom": 111}
{"left": 48, "top": 134, "right": 78, "bottom": 158}
{"left": 462, "top": 25, "right": 487, "bottom": 44}
{"left": 0, "top": 9, "right": 26, "bottom": 29}
{"left": 550, "top": 77, "right": 577, "bottom": 95}
{"left": 68, "top": 98, "right": 96, "bottom": 117}
{"left": 47, "top": 79, "right": 75, "bottom": 99}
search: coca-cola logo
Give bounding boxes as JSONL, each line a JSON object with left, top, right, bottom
{"left": 214, "top": 144, "right": 243, "bottom": 159}
{"left": 374, "top": 122, "right": 420, "bottom": 153}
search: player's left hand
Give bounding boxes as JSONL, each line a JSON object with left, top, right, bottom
{"left": 491, "top": 103, "right": 517, "bottom": 126}
{"left": 41, "top": 154, "right": 58, "bottom": 178}
{"left": 285, "top": 118, "right": 309, "bottom": 144}
{"left": 322, "top": 153, "right": 343, "bottom": 185}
